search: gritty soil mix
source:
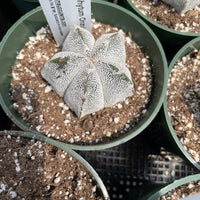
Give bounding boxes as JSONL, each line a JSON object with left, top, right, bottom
{"left": 131, "top": 0, "right": 200, "bottom": 33}
{"left": 10, "top": 20, "right": 152, "bottom": 145}
{"left": 167, "top": 49, "right": 200, "bottom": 164}
{"left": 158, "top": 180, "right": 200, "bottom": 200}
{"left": 0, "top": 131, "right": 103, "bottom": 199}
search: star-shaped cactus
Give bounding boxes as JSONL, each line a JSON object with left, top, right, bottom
{"left": 41, "top": 25, "right": 134, "bottom": 118}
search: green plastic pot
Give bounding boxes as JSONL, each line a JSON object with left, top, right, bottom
{"left": 162, "top": 37, "right": 200, "bottom": 170}
{"left": 120, "top": 0, "right": 200, "bottom": 61}
{"left": 143, "top": 174, "right": 200, "bottom": 200}
{"left": 0, "top": 130, "right": 110, "bottom": 200}
{"left": 0, "top": 0, "right": 167, "bottom": 150}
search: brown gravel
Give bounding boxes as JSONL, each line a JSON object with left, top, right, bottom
{"left": 131, "top": 0, "right": 200, "bottom": 33}
{"left": 0, "top": 132, "right": 104, "bottom": 199}
{"left": 158, "top": 180, "right": 200, "bottom": 200}
{"left": 167, "top": 49, "right": 200, "bottom": 164}
{"left": 10, "top": 20, "right": 152, "bottom": 145}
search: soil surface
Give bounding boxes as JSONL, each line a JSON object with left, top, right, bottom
{"left": 10, "top": 20, "right": 152, "bottom": 145}
{"left": 0, "top": 131, "right": 104, "bottom": 199}
{"left": 158, "top": 180, "right": 200, "bottom": 200}
{"left": 167, "top": 49, "right": 200, "bottom": 164}
{"left": 131, "top": 0, "right": 200, "bottom": 33}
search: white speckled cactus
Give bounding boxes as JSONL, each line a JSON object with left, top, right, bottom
{"left": 162, "top": 0, "right": 200, "bottom": 14}
{"left": 41, "top": 25, "right": 134, "bottom": 118}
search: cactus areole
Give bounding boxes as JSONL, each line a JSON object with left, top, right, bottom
{"left": 41, "top": 25, "right": 134, "bottom": 118}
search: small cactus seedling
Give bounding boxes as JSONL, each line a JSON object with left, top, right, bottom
{"left": 162, "top": 0, "right": 200, "bottom": 14}
{"left": 41, "top": 25, "right": 134, "bottom": 118}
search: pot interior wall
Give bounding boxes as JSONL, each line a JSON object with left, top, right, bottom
{"left": 0, "top": 9, "right": 46, "bottom": 131}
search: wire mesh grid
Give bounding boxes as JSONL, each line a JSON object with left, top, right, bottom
{"left": 77, "top": 115, "right": 199, "bottom": 199}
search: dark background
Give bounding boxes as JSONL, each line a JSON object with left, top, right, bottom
{"left": 0, "top": 1, "right": 198, "bottom": 200}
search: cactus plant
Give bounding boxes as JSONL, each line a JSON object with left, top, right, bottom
{"left": 162, "top": 0, "right": 200, "bottom": 14}
{"left": 41, "top": 25, "right": 134, "bottom": 118}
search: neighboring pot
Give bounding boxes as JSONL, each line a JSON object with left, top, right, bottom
{"left": 162, "top": 37, "right": 200, "bottom": 170}
{"left": 120, "top": 0, "right": 200, "bottom": 61}
{"left": 0, "top": 130, "right": 110, "bottom": 200}
{"left": 0, "top": 0, "right": 167, "bottom": 150}
{"left": 143, "top": 174, "right": 200, "bottom": 200}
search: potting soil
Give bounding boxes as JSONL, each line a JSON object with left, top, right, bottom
{"left": 131, "top": 0, "right": 200, "bottom": 33}
{"left": 10, "top": 20, "right": 152, "bottom": 145}
{"left": 167, "top": 49, "right": 200, "bottom": 164}
{"left": 0, "top": 132, "right": 103, "bottom": 199}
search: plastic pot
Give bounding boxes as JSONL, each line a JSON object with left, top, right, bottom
{"left": 0, "top": 130, "right": 110, "bottom": 200}
{"left": 120, "top": 0, "right": 200, "bottom": 61}
{"left": 143, "top": 174, "right": 200, "bottom": 200}
{"left": 0, "top": 0, "right": 167, "bottom": 150}
{"left": 162, "top": 37, "right": 200, "bottom": 170}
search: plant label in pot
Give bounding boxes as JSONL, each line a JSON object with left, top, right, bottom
{"left": 38, "top": 0, "right": 91, "bottom": 45}
{"left": 162, "top": 0, "right": 200, "bottom": 14}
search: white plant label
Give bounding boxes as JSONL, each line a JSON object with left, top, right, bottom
{"left": 38, "top": 0, "right": 91, "bottom": 46}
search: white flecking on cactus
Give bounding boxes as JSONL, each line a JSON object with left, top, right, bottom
{"left": 41, "top": 25, "right": 134, "bottom": 118}
{"left": 162, "top": 0, "right": 200, "bottom": 14}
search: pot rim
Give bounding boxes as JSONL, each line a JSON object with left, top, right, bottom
{"left": 0, "top": 0, "right": 168, "bottom": 150}
{"left": 163, "top": 37, "right": 200, "bottom": 170}
{"left": 0, "top": 130, "right": 110, "bottom": 200}
{"left": 146, "top": 174, "right": 200, "bottom": 200}
{"left": 126, "top": 0, "right": 200, "bottom": 37}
